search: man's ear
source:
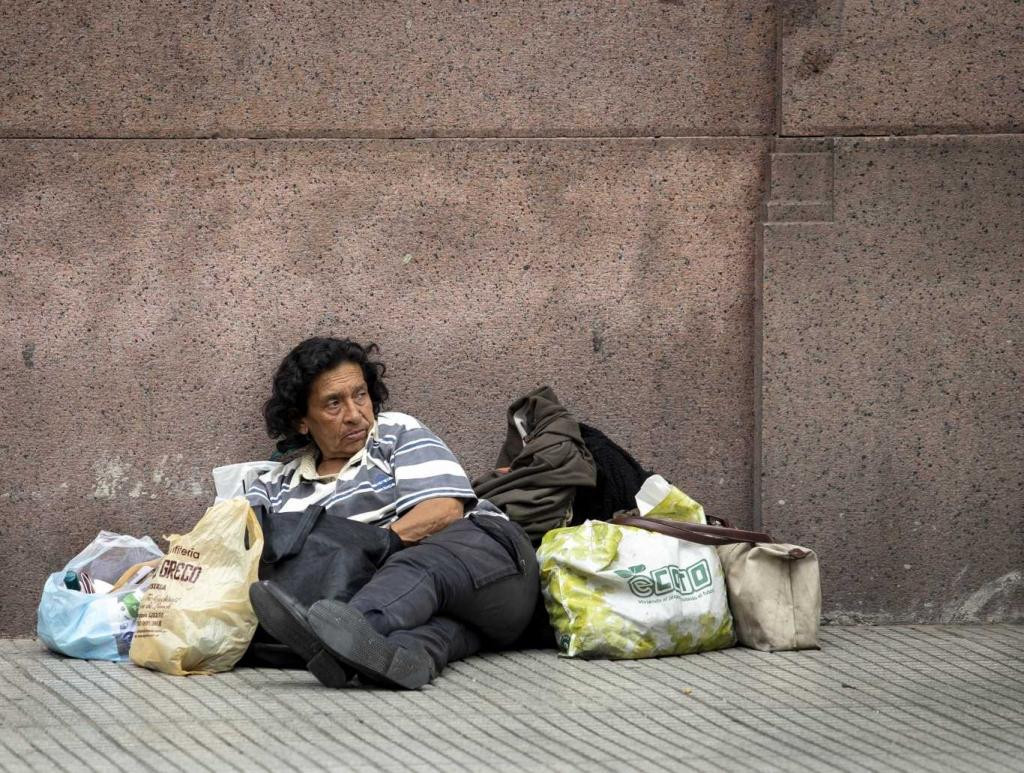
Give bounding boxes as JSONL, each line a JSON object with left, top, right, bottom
{"left": 297, "top": 419, "right": 309, "bottom": 435}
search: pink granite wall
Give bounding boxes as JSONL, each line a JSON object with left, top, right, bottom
{"left": 759, "top": 136, "right": 1024, "bottom": 624}
{"left": 762, "top": 1, "right": 1024, "bottom": 623}
{"left": 0, "top": 0, "right": 774, "bottom": 636}
{"left": 1, "top": 1, "right": 1021, "bottom": 635}
{"left": 0, "top": 1, "right": 775, "bottom": 137}
{"left": 780, "top": 0, "right": 1024, "bottom": 136}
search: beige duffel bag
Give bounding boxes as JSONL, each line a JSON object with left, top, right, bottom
{"left": 612, "top": 514, "right": 820, "bottom": 652}
{"left": 716, "top": 541, "right": 820, "bottom": 651}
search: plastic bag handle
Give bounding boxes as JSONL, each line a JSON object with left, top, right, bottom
{"left": 244, "top": 504, "right": 265, "bottom": 556}
{"left": 611, "top": 515, "right": 772, "bottom": 546}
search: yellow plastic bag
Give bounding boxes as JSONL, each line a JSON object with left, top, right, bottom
{"left": 129, "top": 498, "right": 263, "bottom": 675}
{"left": 635, "top": 474, "right": 706, "bottom": 524}
{"left": 538, "top": 520, "right": 734, "bottom": 659}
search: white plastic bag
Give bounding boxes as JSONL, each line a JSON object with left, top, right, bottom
{"left": 37, "top": 531, "right": 163, "bottom": 661}
{"left": 212, "top": 461, "right": 278, "bottom": 502}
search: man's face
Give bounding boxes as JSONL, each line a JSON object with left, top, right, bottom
{"left": 298, "top": 361, "right": 375, "bottom": 463}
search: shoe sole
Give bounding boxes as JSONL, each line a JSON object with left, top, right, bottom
{"left": 248, "top": 582, "right": 352, "bottom": 689}
{"left": 307, "top": 600, "right": 433, "bottom": 690}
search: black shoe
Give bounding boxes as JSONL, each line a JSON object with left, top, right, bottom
{"left": 307, "top": 600, "right": 435, "bottom": 690}
{"left": 248, "top": 582, "right": 353, "bottom": 688}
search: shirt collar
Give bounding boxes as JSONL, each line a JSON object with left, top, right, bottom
{"left": 296, "top": 420, "right": 380, "bottom": 483}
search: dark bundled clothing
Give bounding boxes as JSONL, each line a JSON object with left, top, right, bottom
{"left": 243, "top": 502, "right": 402, "bottom": 667}
{"left": 254, "top": 503, "right": 402, "bottom": 608}
{"left": 472, "top": 386, "right": 597, "bottom": 546}
{"left": 571, "top": 423, "right": 652, "bottom": 525}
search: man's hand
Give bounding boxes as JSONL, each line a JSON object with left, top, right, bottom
{"left": 389, "top": 497, "right": 465, "bottom": 544}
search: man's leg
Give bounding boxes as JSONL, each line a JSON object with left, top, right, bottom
{"left": 248, "top": 538, "right": 484, "bottom": 689}
{"left": 346, "top": 541, "right": 474, "bottom": 636}
{"left": 309, "top": 518, "right": 536, "bottom": 687}
{"left": 297, "top": 543, "right": 479, "bottom": 689}
{"left": 424, "top": 518, "right": 539, "bottom": 649}
{"left": 346, "top": 517, "right": 538, "bottom": 647}
{"left": 386, "top": 616, "right": 481, "bottom": 677}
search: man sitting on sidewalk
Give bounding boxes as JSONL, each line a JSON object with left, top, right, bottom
{"left": 246, "top": 337, "right": 538, "bottom": 690}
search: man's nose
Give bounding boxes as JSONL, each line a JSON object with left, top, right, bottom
{"left": 340, "top": 398, "right": 361, "bottom": 423}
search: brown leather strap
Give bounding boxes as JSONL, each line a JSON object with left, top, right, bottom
{"left": 611, "top": 515, "right": 772, "bottom": 546}
{"left": 612, "top": 509, "right": 736, "bottom": 530}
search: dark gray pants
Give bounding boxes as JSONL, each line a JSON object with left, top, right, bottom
{"left": 348, "top": 515, "right": 539, "bottom": 674}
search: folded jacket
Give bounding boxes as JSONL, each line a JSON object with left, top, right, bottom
{"left": 472, "top": 386, "right": 596, "bottom": 545}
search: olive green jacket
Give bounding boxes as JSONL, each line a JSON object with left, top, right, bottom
{"left": 473, "top": 386, "right": 597, "bottom": 545}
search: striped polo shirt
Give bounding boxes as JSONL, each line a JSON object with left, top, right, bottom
{"left": 245, "top": 411, "right": 505, "bottom": 527}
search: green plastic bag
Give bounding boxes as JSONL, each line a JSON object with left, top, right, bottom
{"left": 538, "top": 519, "right": 734, "bottom": 659}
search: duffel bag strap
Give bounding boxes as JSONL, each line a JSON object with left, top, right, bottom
{"left": 611, "top": 514, "right": 772, "bottom": 546}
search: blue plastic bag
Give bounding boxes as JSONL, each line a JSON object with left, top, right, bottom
{"left": 37, "top": 531, "right": 163, "bottom": 661}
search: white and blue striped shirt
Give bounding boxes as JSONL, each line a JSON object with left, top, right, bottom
{"left": 245, "top": 411, "right": 505, "bottom": 526}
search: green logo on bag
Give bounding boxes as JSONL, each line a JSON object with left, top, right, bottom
{"left": 615, "top": 559, "right": 713, "bottom": 599}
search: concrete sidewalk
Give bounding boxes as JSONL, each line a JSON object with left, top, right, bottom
{"left": 0, "top": 624, "right": 1021, "bottom": 772}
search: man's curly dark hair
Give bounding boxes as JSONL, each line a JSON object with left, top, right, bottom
{"left": 263, "top": 337, "right": 389, "bottom": 451}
